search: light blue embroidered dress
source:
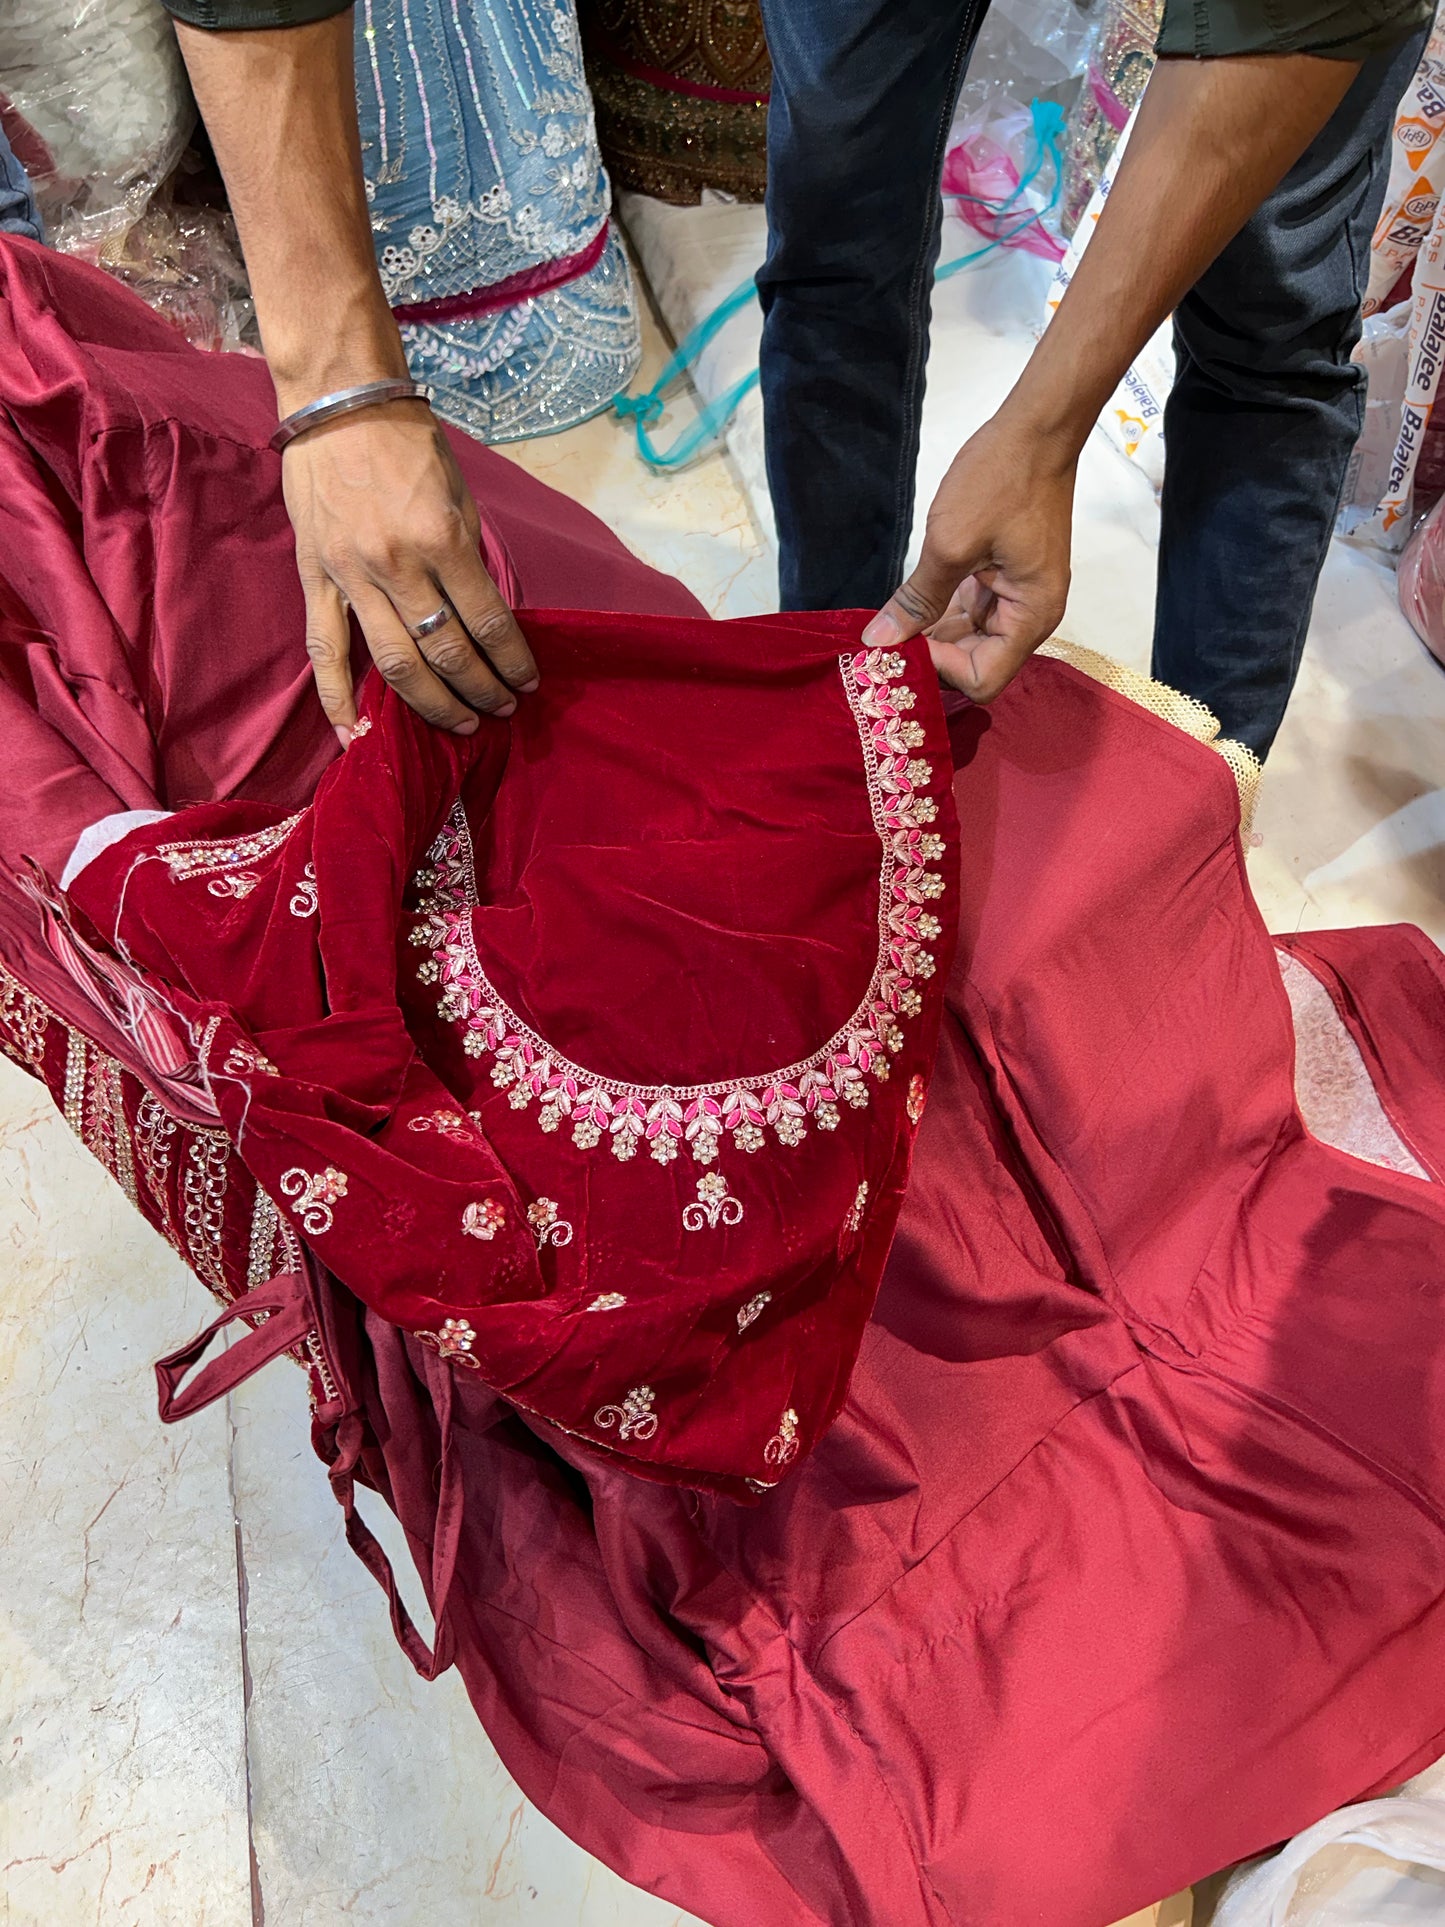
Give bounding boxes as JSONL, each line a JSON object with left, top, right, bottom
{"left": 356, "top": 0, "right": 641, "bottom": 441}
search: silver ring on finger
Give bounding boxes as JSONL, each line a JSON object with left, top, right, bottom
{"left": 408, "top": 603, "right": 454, "bottom": 642}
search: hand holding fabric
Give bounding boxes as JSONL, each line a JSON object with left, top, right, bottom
{"left": 172, "top": 15, "right": 537, "bottom": 743}
{"left": 863, "top": 49, "right": 1366, "bottom": 702}
{"left": 863, "top": 412, "right": 1074, "bottom": 702}
{"left": 282, "top": 402, "right": 538, "bottom": 743}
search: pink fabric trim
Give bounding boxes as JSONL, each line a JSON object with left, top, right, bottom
{"left": 390, "top": 226, "right": 609, "bottom": 326}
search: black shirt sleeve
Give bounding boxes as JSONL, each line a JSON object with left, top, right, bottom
{"left": 1158, "top": 0, "right": 1433, "bottom": 59}
{"left": 162, "top": 0, "right": 352, "bottom": 28}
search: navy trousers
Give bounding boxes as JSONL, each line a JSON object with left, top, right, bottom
{"left": 756, "top": 3, "right": 1426, "bottom": 756}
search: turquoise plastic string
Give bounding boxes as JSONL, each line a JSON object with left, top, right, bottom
{"left": 614, "top": 98, "right": 1065, "bottom": 470}
{"left": 613, "top": 278, "right": 762, "bottom": 469}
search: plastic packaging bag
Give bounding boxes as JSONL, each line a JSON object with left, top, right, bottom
{"left": 942, "top": 98, "right": 1066, "bottom": 262}
{"left": 1337, "top": 300, "right": 1413, "bottom": 534}
{"left": 1365, "top": 4, "right": 1445, "bottom": 318}
{"left": 1211, "top": 1795, "right": 1445, "bottom": 1925}
{"left": 1, "top": 3, "right": 257, "bottom": 352}
{"left": 0, "top": 0, "right": 194, "bottom": 198}
{"left": 1352, "top": 193, "right": 1445, "bottom": 546}
{"left": 946, "top": 0, "right": 1095, "bottom": 248}
{"left": 952, "top": 0, "right": 1097, "bottom": 129}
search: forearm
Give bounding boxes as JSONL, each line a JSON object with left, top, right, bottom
{"left": 174, "top": 14, "right": 406, "bottom": 412}
{"left": 1007, "top": 53, "right": 1360, "bottom": 459}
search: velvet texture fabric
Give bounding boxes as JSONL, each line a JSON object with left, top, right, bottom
{"left": 68, "top": 609, "right": 958, "bottom": 1497}
{"left": 6, "top": 236, "right": 1445, "bottom": 1926}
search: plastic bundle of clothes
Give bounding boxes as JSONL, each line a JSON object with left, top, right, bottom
{"left": 5, "top": 235, "right": 1445, "bottom": 1927}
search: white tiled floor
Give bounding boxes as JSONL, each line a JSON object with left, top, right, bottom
{"left": 4, "top": 234, "right": 1445, "bottom": 1927}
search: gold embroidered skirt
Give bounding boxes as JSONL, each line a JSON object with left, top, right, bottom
{"left": 579, "top": 0, "right": 770, "bottom": 204}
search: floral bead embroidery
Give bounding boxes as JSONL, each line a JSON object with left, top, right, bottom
{"left": 683, "top": 1171, "right": 743, "bottom": 1231}
{"left": 585, "top": 1292, "right": 626, "bottom": 1312}
{"left": 764, "top": 1408, "right": 800, "bottom": 1466}
{"left": 417, "top": 1316, "right": 481, "bottom": 1369}
{"left": 462, "top": 1199, "right": 507, "bottom": 1241}
{"left": 407, "top": 1109, "right": 474, "bottom": 1140}
{"left": 736, "top": 1292, "right": 771, "bottom": 1333}
{"left": 528, "top": 1198, "right": 574, "bottom": 1248}
{"left": 907, "top": 1075, "right": 927, "bottom": 1126}
{"left": 280, "top": 1164, "right": 348, "bottom": 1234}
{"left": 159, "top": 813, "right": 305, "bottom": 886}
{"left": 594, "top": 1385, "right": 658, "bottom": 1441}
{"left": 412, "top": 646, "right": 947, "bottom": 1169}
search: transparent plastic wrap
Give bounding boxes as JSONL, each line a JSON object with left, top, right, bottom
{"left": 0, "top": 0, "right": 193, "bottom": 194}
{"left": 46, "top": 149, "right": 257, "bottom": 354}
{"left": 942, "top": 98, "right": 1066, "bottom": 263}
{"left": 952, "top": 0, "right": 1097, "bottom": 130}
{"left": 0, "top": 1, "right": 257, "bottom": 353}
{"left": 1337, "top": 300, "right": 1413, "bottom": 536}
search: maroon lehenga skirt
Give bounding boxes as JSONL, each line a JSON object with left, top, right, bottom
{"left": 5, "top": 235, "right": 1445, "bottom": 1927}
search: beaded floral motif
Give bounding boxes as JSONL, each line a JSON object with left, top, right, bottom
{"left": 407, "top": 1108, "right": 474, "bottom": 1140}
{"left": 736, "top": 1291, "right": 771, "bottom": 1333}
{"left": 462, "top": 1198, "right": 507, "bottom": 1241}
{"left": 764, "top": 1408, "right": 800, "bottom": 1466}
{"left": 0, "top": 964, "right": 49, "bottom": 1072}
{"left": 349, "top": 717, "right": 373, "bottom": 741}
{"left": 528, "top": 1198, "right": 573, "bottom": 1248}
{"left": 184, "top": 1130, "right": 233, "bottom": 1293}
{"left": 683, "top": 1170, "right": 743, "bottom": 1231}
{"left": 280, "top": 1164, "right": 348, "bottom": 1235}
{"left": 158, "top": 814, "right": 305, "bottom": 887}
{"left": 412, "top": 648, "right": 946, "bottom": 1168}
{"left": 417, "top": 1316, "right": 481, "bottom": 1369}
{"left": 842, "top": 1182, "right": 870, "bottom": 1238}
{"left": 135, "top": 1092, "right": 179, "bottom": 1244}
{"left": 289, "top": 864, "right": 319, "bottom": 918}
{"left": 586, "top": 1292, "right": 627, "bottom": 1312}
{"left": 906, "top": 1074, "right": 927, "bottom": 1126}
{"left": 594, "top": 1384, "right": 658, "bottom": 1441}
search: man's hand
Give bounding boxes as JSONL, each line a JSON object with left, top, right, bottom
{"left": 863, "top": 412, "right": 1074, "bottom": 701}
{"left": 175, "top": 16, "right": 536, "bottom": 742}
{"left": 282, "top": 401, "right": 536, "bottom": 741}
{"left": 862, "top": 50, "right": 1363, "bottom": 701}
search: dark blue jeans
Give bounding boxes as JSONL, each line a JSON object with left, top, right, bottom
{"left": 756, "top": 2, "right": 1427, "bottom": 757}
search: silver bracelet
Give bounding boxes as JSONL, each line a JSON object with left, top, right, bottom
{"left": 269, "top": 378, "right": 432, "bottom": 452}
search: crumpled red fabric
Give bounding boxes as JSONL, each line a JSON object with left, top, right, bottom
{"left": 68, "top": 606, "right": 957, "bottom": 1497}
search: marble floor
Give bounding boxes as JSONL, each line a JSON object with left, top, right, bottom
{"left": 4, "top": 227, "right": 1445, "bottom": 1927}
